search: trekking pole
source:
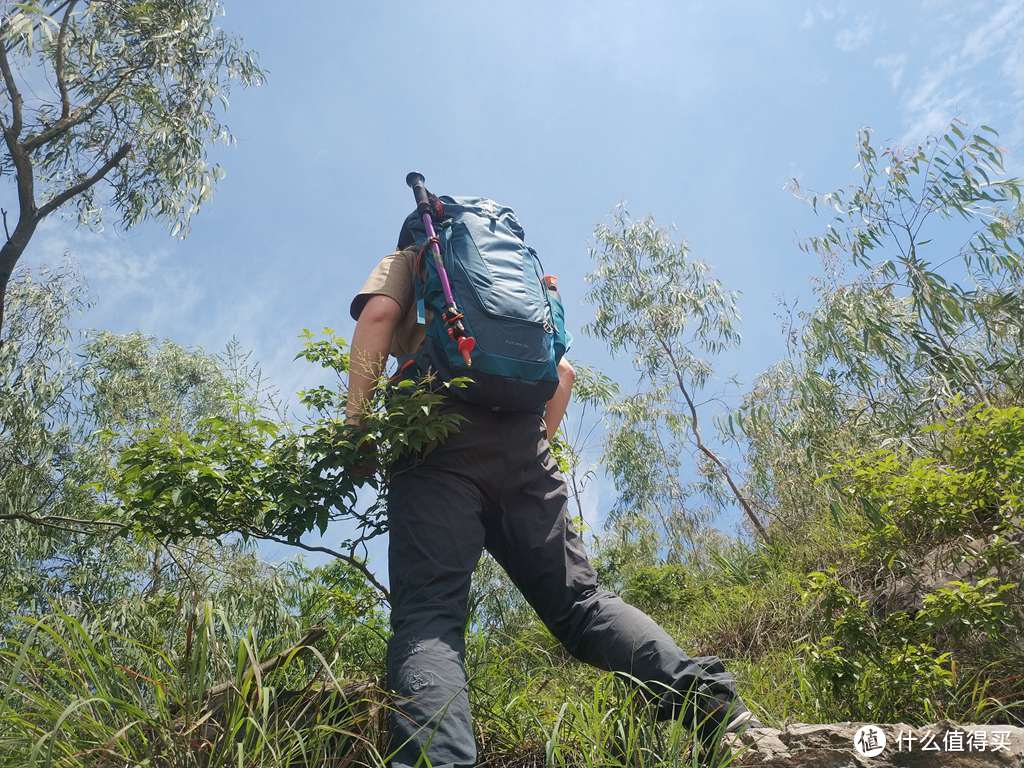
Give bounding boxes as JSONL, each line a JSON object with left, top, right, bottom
{"left": 405, "top": 172, "right": 476, "bottom": 366}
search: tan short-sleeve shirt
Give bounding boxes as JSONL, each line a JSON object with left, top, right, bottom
{"left": 349, "top": 247, "right": 426, "bottom": 358}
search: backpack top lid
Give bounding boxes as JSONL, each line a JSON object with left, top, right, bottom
{"left": 397, "top": 195, "right": 526, "bottom": 250}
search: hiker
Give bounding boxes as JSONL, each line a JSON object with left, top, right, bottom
{"left": 346, "top": 176, "right": 759, "bottom": 767}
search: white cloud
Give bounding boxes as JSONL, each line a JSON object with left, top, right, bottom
{"left": 1002, "top": 29, "right": 1024, "bottom": 97}
{"left": 23, "top": 221, "right": 331, "bottom": 424}
{"left": 854, "top": 0, "right": 1024, "bottom": 149}
{"left": 835, "top": 15, "right": 874, "bottom": 52}
{"left": 874, "top": 53, "right": 907, "bottom": 91}
{"left": 960, "top": 1, "right": 1023, "bottom": 63}
{"left": 28, "top": 219, "right": 205, "bottom": 335}
{"left": 800, "top": 0, "right": 1024, "bottom": 152}
{"left": 799, "top": 2, "right": 875, "bottom": 49}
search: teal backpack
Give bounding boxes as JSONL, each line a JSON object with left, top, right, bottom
{"left": 399, "top": 195, "right": 572, "bottom": 413}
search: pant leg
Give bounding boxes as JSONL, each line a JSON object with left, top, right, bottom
{"left": 486, "top": 412, "right": 747, "bottom": 728}
{"left": 387, "top": 458, "right": 486, "bottom": 768}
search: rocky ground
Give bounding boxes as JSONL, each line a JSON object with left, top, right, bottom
{"left": 730, "top": 721, "right": 1024, "bottom": 767}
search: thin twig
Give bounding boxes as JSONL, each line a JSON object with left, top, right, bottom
{"left": 54, "top": 0, "right": 77, "bottom": 119}
{"left": 259, "top": 533, "right": 390, "bottom": 602}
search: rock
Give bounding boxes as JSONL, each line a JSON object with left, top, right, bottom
{"left": 871, "top": 530, "right": 1023, "bottom": 617}
{"left": 730, "top": 721, "right": 1024, "bottom": 767}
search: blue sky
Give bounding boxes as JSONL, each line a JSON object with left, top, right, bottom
{"left": 19, "top": 0, "right": 1024, "bottom": 569}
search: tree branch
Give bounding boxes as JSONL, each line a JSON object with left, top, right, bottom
{"left": 23, "top": 67, "right": 138, "bottom": 152}
{"left": 36, "top": 141, "right": 129, "bottom": 218}
{"left": 656, "top": 336, "right": 770, "bottom": 542}
{"left": 190, "top": 626, "right": 328, "bottom": 714}
{"left": 0, "top": 510, "right": 131, "bottom": 535}
{"left": 54, "top": 0, "right": 78, "bottom": 120}
{"left": 260, "top": 533, "right": 390, "bottom": 603}
{"left": 0, "top": 26, "right": 23, "bottom": 137}
{"left": 0, "top": 28, "right": 35, "bottom": 222}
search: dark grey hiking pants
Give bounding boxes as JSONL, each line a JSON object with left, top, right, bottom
{"left": 386, "top": 400, "right": 746, "bottom": 768}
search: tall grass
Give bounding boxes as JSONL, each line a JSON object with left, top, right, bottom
{"left": 0, "top": 610, "right": 387, "bottom": 768}
{"left": 0, "top": 609, "right": 769, "bottom": 767}
{"left": 475, "top": 673, "right": 756, "bottom": 768}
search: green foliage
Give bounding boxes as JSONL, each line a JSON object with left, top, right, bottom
{"left": 738, "top": 120, "right": 1024, "bottom": 547}
{"left": 1, "top": 268, "right": 86, "bottom": 531}
{"left": 800, "top": 570, "right": 957, "bottom": 721}
{"left": 537, "top": 673, "right": 758, "bottom": 768}
{"left": 837, "top": 405, "right": 1024, "bottom": 567}
{"left": 587, "top": 208, "right": 741, "bottom": 368}
{"left": 294, "top": 559, "right": 389, "bottom": 674}
{"left": 115, "top": 331, "right": 467, "bottom": 566}
{"left": 794, "top": 121, "right": 1024, "bottom": 408}
{"left": 621, "top": 564, "right": 692, "bottom": 616}
{"left": 10, "top": 120, "right": 1024, "bottom": 766}
{"left": 587, "top": 208, "right": 766, "bottom": 553}
{"left": 0, "top": 269, "right": 247, "bottom": 623}
{"left": 800, "top": 406, "right": 1024, "bottom": 723}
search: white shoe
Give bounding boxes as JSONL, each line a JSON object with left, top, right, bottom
{"left": 726, "top": 710, "right": 764, "bottom": 733}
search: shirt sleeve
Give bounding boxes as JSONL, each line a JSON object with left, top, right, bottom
{"left": 350, "top": 248, "right": 416, "bottom": 321}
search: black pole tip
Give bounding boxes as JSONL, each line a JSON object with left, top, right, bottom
{"left": 406, "top": 171, "right": 425, "bottom": 188}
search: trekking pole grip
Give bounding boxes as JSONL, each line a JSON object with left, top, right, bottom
{"left": 406, "top": 171, "right": 430, "bottom": 214}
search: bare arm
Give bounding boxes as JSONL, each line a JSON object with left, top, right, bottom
{"left": 543, "top": 358, "right": 575, "bottom": 440}
{"left": 346, "top": 294, "right": 401, "bottom": 424}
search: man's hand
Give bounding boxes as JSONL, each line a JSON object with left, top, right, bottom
{"left": 350, "top": 436, "right": 378, "bottom": 483}
{"left": 343, "top": 420, "right": 379, "bottom": 484}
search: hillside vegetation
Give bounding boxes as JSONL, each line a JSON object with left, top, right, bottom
{"left": 1, "top": 122, "right": 1022, "bottom": 766}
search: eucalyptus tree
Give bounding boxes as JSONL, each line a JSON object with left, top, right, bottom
{"left": 1, "top": 271, "right": 463, "bottom": 607}
{"left": 791, "top": 120, "right": 1024, "bottom": 419}
{"left": 0, "top": 266, "right": 84, "bottom": 618}
{"left": 0, "top": 0, "right": 264, "bottom": 336}
{"left": 586, "top": 209, "right": 769, "bottom": 552}
{"left": 737, "top": 121, "right": 1024, "bottom": 534}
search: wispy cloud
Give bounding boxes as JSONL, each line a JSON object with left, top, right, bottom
{"left": 23, "top": 220, "right": 361, "bottom": 567}
{"left": 799, "top": 2, "right": 876, "bottom": 50}
{"left": 24, "top": 220, "right": 325, "bottom": 417}
{"left": 803, "top": 0, "right": 1024, "bottom": 150}
{"left": 894, "top": 0, "right": 1024, "bottom": 145}
{"left": 874, "top": 53, "right": 908, "bottom": 90}
{"left": 800, "top": 3, "right": 841, "bottom": 29}
{"left": 835, "top": 15, "right": 875, "bottom": 52}
{"left": 29, "top": 219, "right": 204, "bottom": 335}
{"left": 960, "top": 1, "right": 1023, "bottom": 64}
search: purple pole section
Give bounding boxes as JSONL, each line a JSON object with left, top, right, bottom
{"left": 420, "top": 211, "right": 457, "bottom": 308}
